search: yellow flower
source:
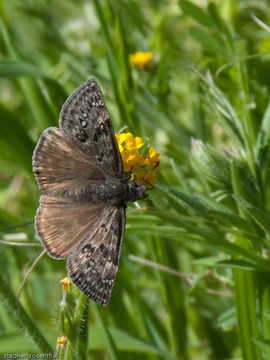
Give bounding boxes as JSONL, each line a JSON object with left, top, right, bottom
{"left": 137, "top": 147, "right": 161, "bottom": 187}
{"left": 117, "top": 132, "right": 144, "bottom": 150}
{"left": 122, "top": 149, "right": 145, "bottom": 172}
{"left": 129, "top": 51, "right": 153, "bottom": 68}
{"left": 115, "top": 133, "right": 145, "bottom": 172}
{"left": 57, "top": 336, "right": 67, "bottom": 349}
{"left": 60, "top": 277, "right": 72, "bottom": 292}
{"left": 115, "top": 132, "right": 161, "bottom": 186}
{"left": 145, "top": 146, "right": 161, "bottom": 168}
{"left": 60, "top": 277, "right": 72, "bottom": 307}
{"left": 134, "top": 167, "right": 159, "bottom": 187}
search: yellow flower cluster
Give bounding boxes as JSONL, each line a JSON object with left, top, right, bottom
{"left": 60, "top": 277, "right": 72, "bottom": 292}
{"left": 129, "top": 51, "right": 153, "bottom": 68}
{"left": 115, "top": 132, "right": 160, "bottom": 187}
{"left": 57, "top": 336, "right": 67, "bottom": 349}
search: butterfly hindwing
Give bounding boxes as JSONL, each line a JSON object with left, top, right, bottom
{"left": 67, "top": 207, "right": 126, "bottom": 305}
{"left": 35, "top": 196, "right": 106, "bottom": 259}
{"left": 60, "top": 79, "right": 123, "bottom": 178}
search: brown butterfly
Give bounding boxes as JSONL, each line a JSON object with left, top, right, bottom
{"left": 33, "top": 79, "right": 147, "bottom": 305}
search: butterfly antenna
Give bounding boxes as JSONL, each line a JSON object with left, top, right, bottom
{"left": 17, "top": 249, "right": 46, "bottom": 299}
{"left": 117, "top": 125, "right": 128, "bottom": 135}
{"left": 139, "top": 161, "right": 160, "bottom": 187}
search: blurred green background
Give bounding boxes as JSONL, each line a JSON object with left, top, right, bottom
{"left": 1, "top": 0, "right": 270, "bottom": 359}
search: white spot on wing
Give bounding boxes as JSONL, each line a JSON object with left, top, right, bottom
{"left": 97, "top": 115, "right": 103, "bottom": 124}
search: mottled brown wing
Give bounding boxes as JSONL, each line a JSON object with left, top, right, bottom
{"left": 35, "top": 196, "right": 106, "bottom": 258}
{"left": 67, "top": 207, "right": 126, "bottom": 306}
{"left": 32, "top": 127, "right": 105, "bottom": 198}
{"left": 59, "top": 79, "right": 123, "bottom": 179}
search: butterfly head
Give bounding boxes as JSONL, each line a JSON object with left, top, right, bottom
{"left": 125, "top": 181, "right": 147, "bottom": 202}
{"left": 135, "top": 182, "right": 148, "bottom": 200}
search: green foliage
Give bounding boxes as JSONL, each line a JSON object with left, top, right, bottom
{"left": 1, "top": 0, "right": 270, "bottom": 359}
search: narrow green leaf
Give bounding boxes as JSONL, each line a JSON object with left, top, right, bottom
{"left": 208, "top": 2, "right": 234, "bottom": 49}
{"left": 179, "top": 0, "right": 214, "bottom": 27}
{"left": 217, "top": 307, "right": 237, "bottom": 331}
{"left": 0, "top": 59, "right": 48, "bottom": 78}
{"left": 0, "top": 274, "right": 53, "bottom": 353}
{"left": 207, "top": 209, "right": 255, "bottom": 233}
{"left": 253, "top": 338, "right": 270, "bottom": 352}
{"left": 193, "top": 69, "right": 245, "bottom": 146}
{"left": 190, "top": 26, "right": 228, "bottom": 57}
{"left": 144, "top": 315, "right": 178, "bottom": 360}
{"left": 89, "top": 325, "right": 160, "bottom": 354}
{"left": 194, "top": 193, "right": 233, "bottom": 213}
{"left": 231, "top": 160, "right": 262, "bottom": 209}
{"left": 234, "top": 195, "right": 270, "bottom": 233}
{"left": 127, "top": 223, "right": 270, "bottom": 270}
{"left": 95, "top": 306, "right": 120, "bottom": 360}
{"left": 191, "top": 139, "right": 231, "bottom": 186}
{"left": 231, "top": 160, "right": 263, "bottom": 360}
{"left": 216, "top": 259, "right": 264, "bottom": 271}
{"left": 0, "top": 331, "right": 56, "bottom": 353}
{"left": 234, "top": 269, "right": 263, "bottom": 360}
{"left": 0, "top": 103, "right": 35, "bottom": 173}
{"left": 156, "top": 183, "right": 211, "bottom": 218}
{"left": 256, "top": 100, "right": 270, "bottom": 164}
{"left": 192, "top": 257, "right": 221, "bottom": 266}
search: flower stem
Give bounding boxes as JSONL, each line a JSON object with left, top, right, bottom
{"left": 64, "top": 292, "right": 89, "bottom": 360}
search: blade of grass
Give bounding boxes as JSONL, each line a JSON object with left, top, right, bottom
{"left": 231, "top": 159, "right": 263, "bottom": 360}
{"left": 0, "top": 273, "right": 53, "bottom": 353}
{"left": 94, "top": 304, "right": 120, "bottom": 360}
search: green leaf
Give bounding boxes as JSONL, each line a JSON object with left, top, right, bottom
{"left": 207, "top": 209, "right": 255, "bottom": 233}
{"left": 95, "top": 306, "right": 120, "bottom": 360}
{"left": 252, "top": 338, "right": 270, "bottom": 352}
{"left": 256, "top": 100, "right": 270, "bottom": 166}
{"left": 192, "top": 256, "right": 221, "bottom": 266}
{"left": 0, "top": 103, "right": 35, "bottom": 173}
{"left": 89, "top": 325, "right": 160, "bottom": 354}
{"left": 191, "top": 139, "right": 231, "bottom": 186}
{"left": 216, "top": 259, "right": 264, "bottom": 271}
{"left": 208, "top": 2, "right": 234, "bottom": 49}
{"left": 231, "top": 159, "right": 262, "bottom": 209}
{"left": 194, "top": 70, "right": 245, "bottom": 147}
{"left": 234, "top": 195, "right": 270, "bottom": 233}
{"left": 0, "top": 330, "right": 56, "bottom": 353}
{"left": 190, "top": 26, "right": 228, "bottom": 57}
{"left": 0, "top": 59, "right": 48, "bottom": 78}
{"left": 217, "top": 307, "right": 237, "bottom": 331}
{"left": 194, "top": 193, "right": 232, "bottom": 213}
{"left": 156, "top": 183, "right": 211, "bottom": 219}
{"left": 179, "top": 0, "right": 214, "bottom": 27}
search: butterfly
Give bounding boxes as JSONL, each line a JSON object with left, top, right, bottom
{"left": 32, "top": 79, "right": 148, "bottom": 305}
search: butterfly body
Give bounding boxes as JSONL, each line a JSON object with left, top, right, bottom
{"left": 33, "top": 79, "right": 148, "bottom": 305}
{"left": 61, "top": 176, "right": 147, "bottom": 206}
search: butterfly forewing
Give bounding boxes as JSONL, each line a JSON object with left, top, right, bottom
{"left": 33, "top": 127, "right": 105, "bottom": 198}
{"left": 60, "top": 79, "right": 123, "bottom": 178}
{"left": 67, "top": 207, "right": 125, "bottom": 305}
